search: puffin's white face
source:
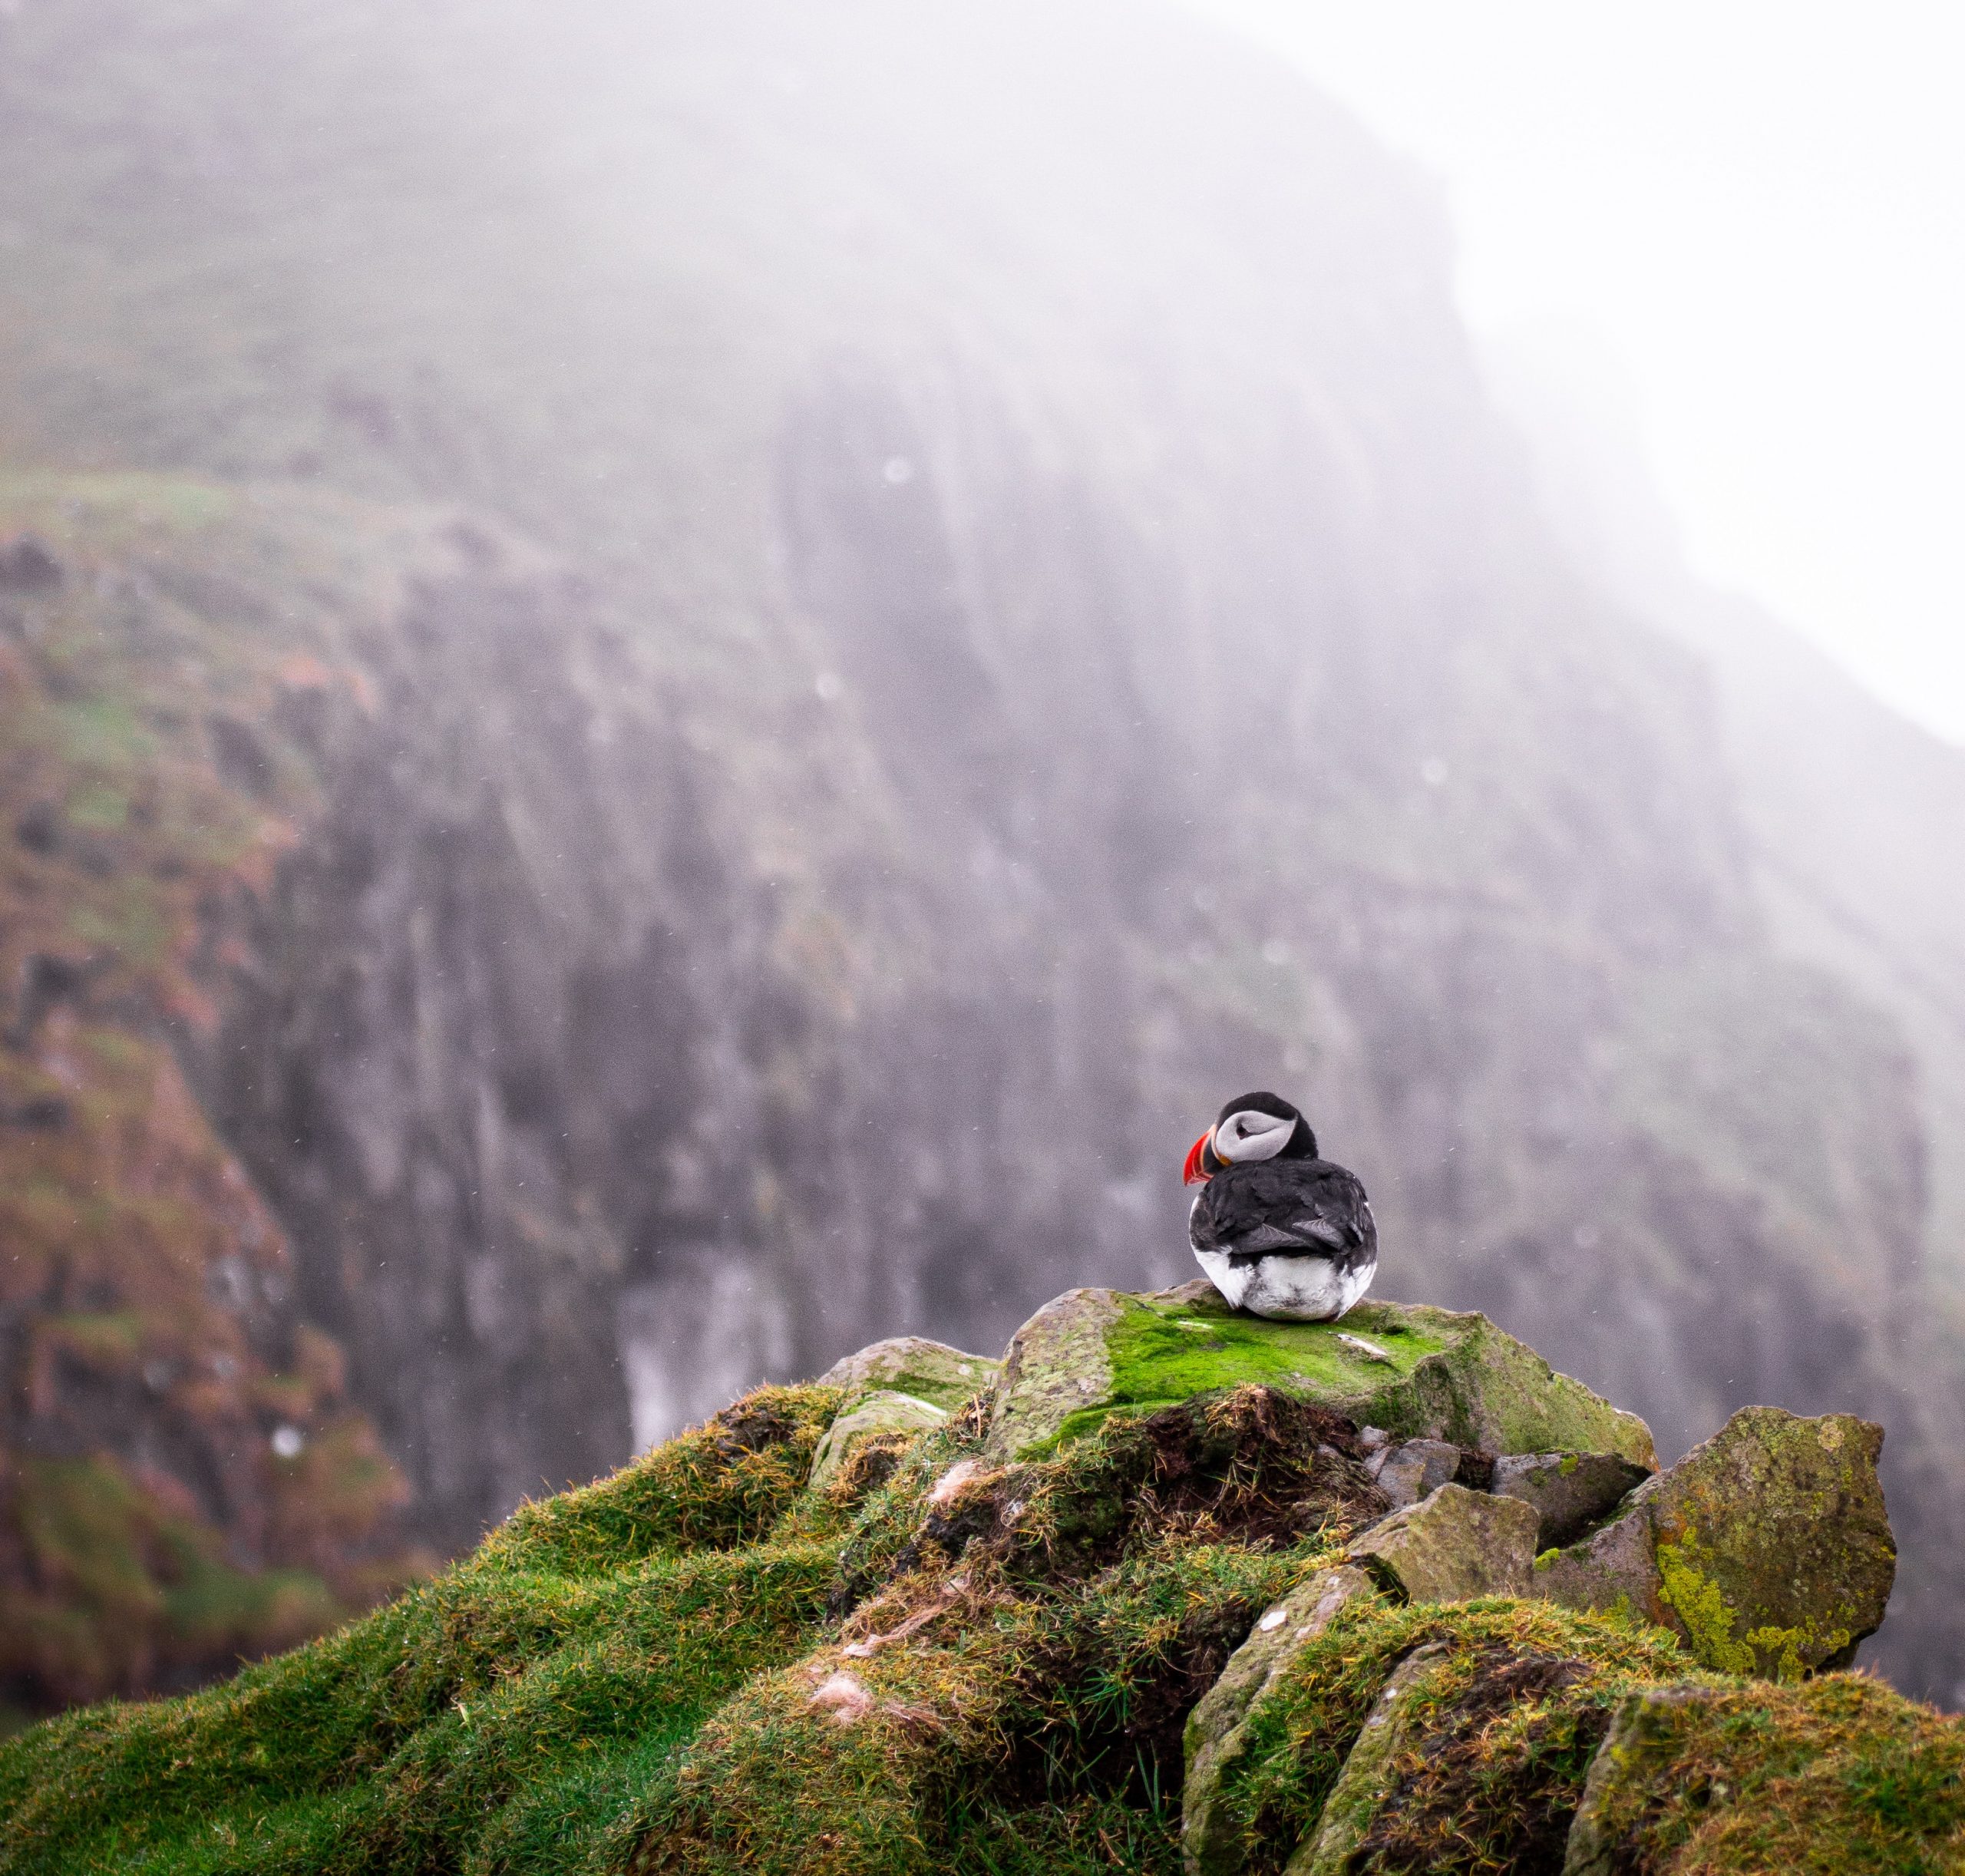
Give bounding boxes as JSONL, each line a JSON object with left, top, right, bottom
{"left": 1213, "top": 1108, "right": 1295, "bottom": 1164}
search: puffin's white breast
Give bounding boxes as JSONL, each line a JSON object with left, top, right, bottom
{"left": 1192, "top": 1247, "right": 1376, "bottom": 1322}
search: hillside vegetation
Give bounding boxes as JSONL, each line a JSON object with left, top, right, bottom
{"left": 0, "top": 474, "right": 504, "bottom": 1712}
{"left": 2, "top": 1292, "right": 1957, "bottom": 1875}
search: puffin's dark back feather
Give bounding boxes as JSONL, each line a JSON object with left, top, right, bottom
{"left": 1189, "top": 1156, "right": 1375, "bottom": 1264}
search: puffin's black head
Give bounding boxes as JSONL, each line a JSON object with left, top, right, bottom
{"left": 1183, "top": 1091, "right": 1319, "bottom": 1187}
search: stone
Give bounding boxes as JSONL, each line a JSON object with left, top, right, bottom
{"left": 1349, "top": 1482, "right": 1541, "bottom": 1603}
{"left": 1533, "top": 1405, "right": 1894, "bottom": 1679}
{"left": 1491, "top": 1451, "right": 1652, "bottom": 1549}
{"left": 815, "top": 1335, "right": 996, "bottom": 1412}
{"left": 1365, "top": 1437, "right": 1462, "bottom": 1511}
{"left": 983, "top": 1283, "right": 1657, "bottom": 1467}
{"left": 1182, "top": 1564, "right": 1379, "bottom": 1876}
{"left": 1283, "top": 1643, "right": 1458, "bottom": 1876}
{"left": 982, "top": 1287, "right": 1126, "bottom": 1460}
{"left": 1560, "top": 1686, "right": 1723, "bottom": 1875}
{"left": 806, "top": 1389, "right": 948, "bottom": 1491}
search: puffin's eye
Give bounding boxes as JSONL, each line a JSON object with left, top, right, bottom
{"left": 1215, "top": 1109, "right": 1292, "bottom": 1162}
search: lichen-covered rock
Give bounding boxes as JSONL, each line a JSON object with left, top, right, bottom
{"left": 980, "top": 1288, "right": 1125, "bottom": 1460}
{"left": 984, "top": 1283, "right": 1657, "bottom": 1466}
{"left": 1182, "top": 1565, "right": 1379, "bottom": 1876}
{"left": 814, "top": 1336, "right": 996, "bottom": 1412}
{"left": 806, "top": 1390, "right": 949, "bottom": 1492}
{"left": 1366, "top": 1437, "right": 1463, "bottom": 1511}
{"left": 1349, "top": 1484, "right": 1541, "bottom": 1604}
{"left": 1534, "top": 1405, "right": 1894, "bottom": 1678}
{"left": 1283, "top": 1643, "right": 1457, "bottom": 1876}
{"left": 1492, "top": 1451, "right": 1652, "bottom": 1549}
{"left": 1560, "top": 1685, "right": 1716, "bottom": 1876}
{"left": 1561, "top": 1674, "right": 1965, "bottom": 1874}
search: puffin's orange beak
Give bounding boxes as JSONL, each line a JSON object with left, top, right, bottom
{"left": 1183, "top": 1129, "right": 1214, "bottom": 1187}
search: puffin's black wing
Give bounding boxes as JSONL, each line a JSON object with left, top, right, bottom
{"left": 1190, "top": 1158, "right": 1376, "bottom": 1263}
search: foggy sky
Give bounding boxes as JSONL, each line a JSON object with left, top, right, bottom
{"left": 1188, "top": 0, "right": 1965, "bottom": 748}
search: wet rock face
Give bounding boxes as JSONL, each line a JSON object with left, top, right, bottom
{"left": 1534, "top": 1405, "right": 1895, "bottom": 1678}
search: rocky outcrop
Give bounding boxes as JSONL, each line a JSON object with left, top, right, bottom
{"left": 1534, "top": 1405, "right": 1895, "bottom": 1677}
{"left": 2, "top": 1289, "right": 1956, "bottom": 1874}
{"left": 983, "top": 1281, "right": 1656, "bottom": 1468}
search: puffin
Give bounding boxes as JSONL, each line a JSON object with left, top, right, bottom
{"left": 1182, "top": 1092, "right": 1378, "bottom": 1320}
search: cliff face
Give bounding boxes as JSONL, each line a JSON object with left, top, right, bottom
{"left": 0, "top": 0, "right": 1960, "bottom": 1706}
{"left": 0, "top": 475, "right": 454, "bottom": 1706}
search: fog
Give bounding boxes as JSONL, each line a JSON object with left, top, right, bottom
{"left": 0, "top": 0, "right": 1962, "bottom": 1731}
{"left": 1201, "top": 0, "right": 1965, "bottom": 745}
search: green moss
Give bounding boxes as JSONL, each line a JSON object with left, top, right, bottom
{"left": 873, "top": 1361, "right": 992, "bottom": 1416}
{"left": 0, "top": 1534, "right": 837, "bottom": 1874}
{"left": 1570, "top": 1676, "right": 1965, "bottom": 1874}
{"left": 1110, "top": 1298, "right": 1448, "bottom": 1410}
{"left": 1020, "top": 1291, "right": 1653, "bottom": 1468}
{"left": 1656, "top": 1531, "right": 1848, "bottom": 1683}
{"left": 619, "top": 1539, "right": 1308, "bottom": 1876}
{"left": 1217, "top": 1596, "right": 1687, "bottom": 1874}
{"left": 2, "top": 1366, "right": 1954, "bottom": 1876}
{"left": 481, "top": 1385, "right": 840, "bottom": 1575}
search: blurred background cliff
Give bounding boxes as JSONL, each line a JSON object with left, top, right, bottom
{"left": 2, "top": 0, "right": 1963, "bottom": 1716}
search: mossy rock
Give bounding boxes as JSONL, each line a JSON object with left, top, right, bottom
{"left": 815, "top": 1335, "right": 997, "bottom": 1413}
{"left": 1283, "top": 1641, "right": 1455, "bottom": 1876}
{"left": 1180, "top": 1593, "right": 1693, "bottom": 1876}
{"left": 1534, "top": 1405, "right": 1895, "bottom": 1679}
{"left": 1349, "top": 1483, "right": 1541, "bottom": 1604}
{"left": 1564, "top": 1676, "right": 1965, "bottom": 1874}
{"left": 0, "top": 1336, "right": 1944, "bottom": 1876}
{"left": 984, "top": 1282, "right": 1656, "bottom": 1468}
{"left": 806, "top": 1390, "right": 947, "bottom": 1493}
{"left": 1183, "top": 1564, "right": 1380, "bottom": 1876}
{"left": 1491, "top": 1450, "right": 1652, "bottom": 1549}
